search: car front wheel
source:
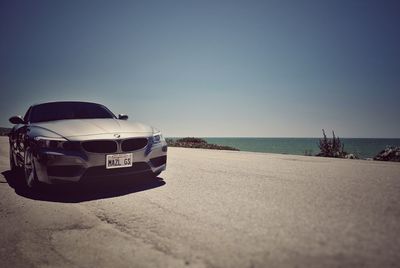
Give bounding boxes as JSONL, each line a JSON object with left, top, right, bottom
{"left": 24, "top": 146, "right": 40, "bottom": 189}
{"left": 9, "top": 144, "right": 17, "bottom": 172}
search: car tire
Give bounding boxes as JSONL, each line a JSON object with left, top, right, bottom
{"left": 9, "top": 144, "right": 17, "bottom": 172}
{"left": 24, "top": 146, "right": 40, "bottom": 190}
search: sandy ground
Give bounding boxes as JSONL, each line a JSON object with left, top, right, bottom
{"left": 0, "top": 136, "right": 399, "bottom": 268}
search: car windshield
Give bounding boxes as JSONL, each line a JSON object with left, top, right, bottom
{"left": 29, "top": 102, "right": 116, "bottom": 123}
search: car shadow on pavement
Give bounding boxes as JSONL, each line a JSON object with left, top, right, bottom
{"left": 1, "top": 170, "right": 166, "bottom": 203}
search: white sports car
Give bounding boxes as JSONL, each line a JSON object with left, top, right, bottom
{"left": 8, "top": 101, "right": 167, "bottom": 189}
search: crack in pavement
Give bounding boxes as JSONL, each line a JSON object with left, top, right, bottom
{"left": 47, "top": 223, "right": 95, "bottom": 233}
{"left": 92, "top": 209, "right": 206, "bottom": 267}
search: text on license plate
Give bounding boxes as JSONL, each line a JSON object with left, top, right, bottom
{"left": 106, "top": 153, "right": 133, "bottom": 169}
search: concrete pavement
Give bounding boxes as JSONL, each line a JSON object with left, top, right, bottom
{"left": 1, "top": 136, "right": 399, "bottom": 267}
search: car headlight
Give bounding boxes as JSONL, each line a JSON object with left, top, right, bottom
{"left": 34, "top": 136, "right": 67, "bottom": 149}
{"left": 152, "top": 131, "right": 164, "bottom": 144}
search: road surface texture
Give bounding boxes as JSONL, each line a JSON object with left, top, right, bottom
{"left": 1, "top": 136, "right": 400, "bottom": 268}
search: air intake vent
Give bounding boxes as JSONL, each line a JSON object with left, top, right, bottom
{"left": 121, "top": 138, "right": 148, "bottom": 152}
{"left": 82, "top": 162, "right": 151, "bottom": 178}
{"left": 150, "top": 156, "right": 167, "bottom": 167}
{"left": 47, "top": 165, "right": 84, "bottom": 177}
{"left": 82, "top": 140, "right": 117, "bottom": 153}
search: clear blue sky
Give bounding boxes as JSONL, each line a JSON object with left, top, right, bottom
{"left": 1, "top": 0, "right": 399, "bottom": 137}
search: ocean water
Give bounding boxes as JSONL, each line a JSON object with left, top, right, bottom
{"left": 183, "top": 138, "right": 400, "bottom": 159}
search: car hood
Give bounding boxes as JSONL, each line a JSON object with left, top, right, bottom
{"left": 31, "top": 119, "right": 154, "bottom": 140}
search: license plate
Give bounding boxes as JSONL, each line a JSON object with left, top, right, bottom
{"left": 106, "top": 153, "right": 133, "bottom": 169}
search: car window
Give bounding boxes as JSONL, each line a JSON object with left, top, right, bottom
{"left": 24, "top": 107, "right": 32, "bottom": 123}
{"left": 30, "top": 102, "right": 116, "bottom": 123}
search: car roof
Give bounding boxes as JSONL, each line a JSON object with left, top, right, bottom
{"left": 31, "top": 101, "right": 104, "bottom": 107}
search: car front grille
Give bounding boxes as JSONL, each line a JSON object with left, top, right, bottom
{"left": 81, "top": 140, "right": 118, "bottom": 153}
{"left": 62, "top": 141, "right": 81, "bottom": 151}
{"left": 121, "top": 138, "right": 148, "bottom": 152}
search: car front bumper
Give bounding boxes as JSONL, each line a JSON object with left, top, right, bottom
{"left": 33, "top": 141, "right": 167, "bottom": 184}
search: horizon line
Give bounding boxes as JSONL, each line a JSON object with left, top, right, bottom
{"left": 166, "top": 136, "right": 400, "bottom": 139}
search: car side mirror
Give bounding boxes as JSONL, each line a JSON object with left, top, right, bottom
{"left": 9, "top": 115, "right": 25, "bottom": 125}
{"left": 118, "top": 114, "right": 128, "bottom": 120}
